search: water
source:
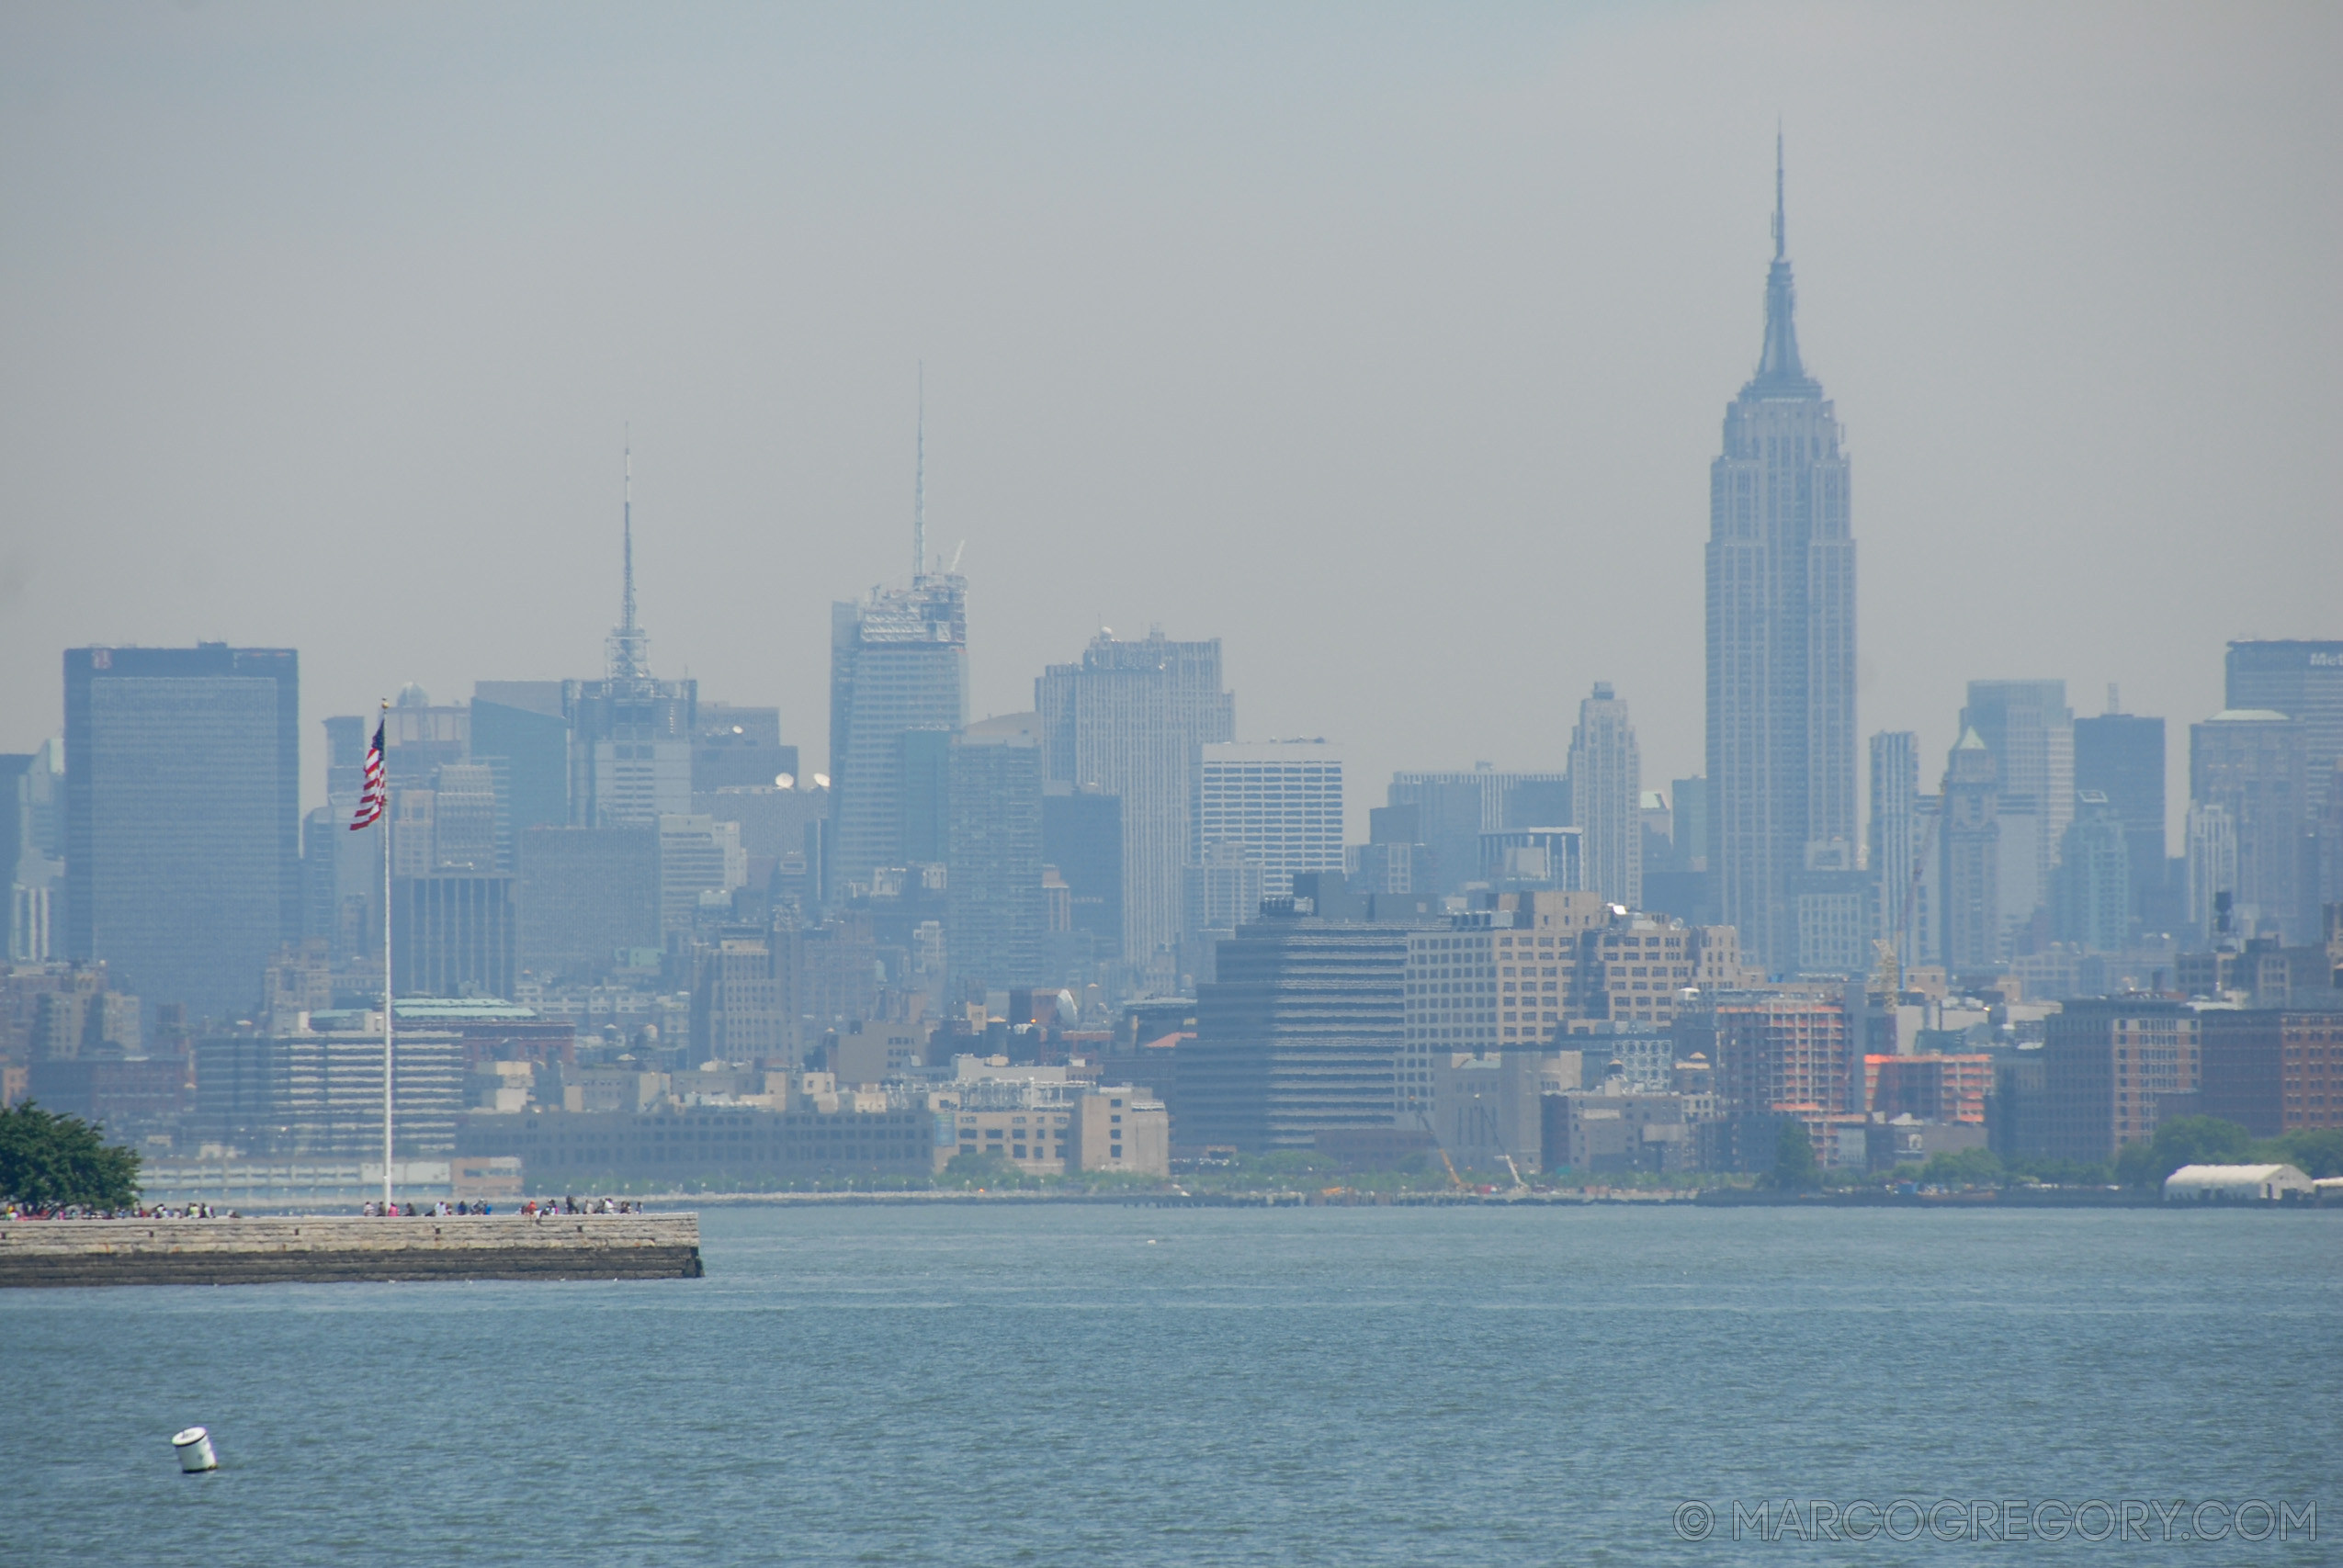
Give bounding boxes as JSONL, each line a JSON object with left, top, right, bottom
{"left": 4, "top": 1204, "right": 2336, "bottom": 1565}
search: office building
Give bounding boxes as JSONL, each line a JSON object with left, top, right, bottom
{"left": 945, "top": 725, "right": 1046, "bottom": 998}
{"left": 1177, "top": 908, "right": 1408, "bottom": 1151}
{"left": 2038, "top": 998, "right": 2201, "bottom": 1164}
{"left": 1387, "top": 768, "right": 1571, "bottom": 897}
{"left": 2199, "top": 1006, "right": 2343, "bottom": 1136}
{"left": 690, "top": 934, "right": 790, "bottom": 1063}
{"left": 2190, "top": 709, "right": 2312, "bottom": 942}
{"left": 430, "top": 763, "right": 500, "bottom": 873}
{"left": 567, "top": 468, "right": 696, "bottom": 829}
{"left": 1183, "top": 840, "right": 1264, "bottom": 959}
{"left": 4, "top": 743, "right": 64, "bottom": 964}
{"left": 1352, "top": 804, "right": 1433, "bottom": 897}
{"left": 2052, "top": 793, "right": 2131, "bottom": 953}
{"left": 1037, "top": 632, "right": 1234, "bottom": 982}
{"left": 1961, "top": 680, "right": 2076, "bottom": 923}
{"left": 1398, "top": 893, "right": 1612, "bottom": 1119}
{"left": 2074, "top": 701, "right": 2166, "bottom": 925}
{"left": 1939, "top": 729, "right": 2000, "bottom": 970}
{"left": 1869, "top": 731, "right": 1922, "bottom": 967}
{"left": 1567, "top": 683, "right": 1641, "bottom": 908}
{"left": 831, "top": 575, "right": 969, "bottom": 897}
{"left": 516, "top": 826, "right": 661, "bottom": 985}
{"left": 64, "top": 644, "right": 300, "bottom": 1026}
{"left": 471, "top": 682, "right": 571, "bottom": 863}
{"left": 1705, "top": 153, "right": 1856, "bottom": 975}
{"left": 1042, "top": 785, "right": 1122, "bottom": 960}
{"left": 2225, "top": 640, "right": 2343, "bottom": 828}
{"left": 390, "top": 874, "right": 516, "bottom": 999}
{"left": 658, "top": 815, "right": 748, "bottom": 933}
{"left": 1191, "top": 740, "right": 1344, "bottom": 901}
{"left": 2184, "top": 803, "right": 2237, "bottom": 946}
{"left": 1692, "top": 994, "right": 1857, "bottom": 1151}
{"left": 194, "top": 1017, "right": 462, "bottom": 1157}
{"left": 693, "top": 704, "right": 797, "bottom": 793}
{"left": 1477, "top": 827, "right": 1582, "bottom": 892}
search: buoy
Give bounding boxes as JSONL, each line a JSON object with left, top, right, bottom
{"left": 172, "top": 1427, "right": 218, "bottom": 1472}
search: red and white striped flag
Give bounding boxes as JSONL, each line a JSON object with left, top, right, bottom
{"left": 348, "top": 719, "right": 387, "bottom": 830}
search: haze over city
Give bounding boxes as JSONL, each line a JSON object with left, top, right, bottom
{"left": 6, "top": 12, "right": 2341, "bottom": 1564}
{"left": 4, "top": 4, "right": 2337, "bottom": 837}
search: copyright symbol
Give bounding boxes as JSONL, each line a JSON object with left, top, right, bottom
{"left": 1674, "top": 1501, "right": 1715, "bottom": 1541}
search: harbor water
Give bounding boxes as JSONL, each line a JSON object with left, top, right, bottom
{"left": 3, "top": 1203, "right": 2335, "bottom": 1565}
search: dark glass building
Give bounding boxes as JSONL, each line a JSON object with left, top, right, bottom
{"left": 64, "top": 643, "right": 300, "bottom": 1025}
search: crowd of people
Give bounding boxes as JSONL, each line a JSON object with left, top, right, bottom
{"left": 350, "top": 1196, "right": 647, "bottom": 1217}
{"left": 2, "top": 1202, "right": 238, "bottom": 1220}
{"left": 524, "top": 1196, "right": 642, "bottom": 1215}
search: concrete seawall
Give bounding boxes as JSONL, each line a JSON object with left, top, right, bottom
{"left": 0, "top": 1213, "right": 704, "bottom": 1288}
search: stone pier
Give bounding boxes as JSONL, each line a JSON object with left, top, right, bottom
{"left": 0, "top": 1213, "right": 704, "bottom": 1288}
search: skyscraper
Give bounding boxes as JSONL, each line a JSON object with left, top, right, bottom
{"left": 1191, "top": 740, "right": 1345, "bottom": 902}
{"left": 2074, "top": 699, "right": 2166, "bottom": 927}
{"left": 1868, "top": 731, "right": 1921, "bottom": 967}
{"left": 1036, "top": 632, "right": 1234, "bottom": 984}
{"left": 2190, "top": 708, "right": 2311, "bottom": 942}
{"left": 828, "top": 581, "right": 968, "bottom": 897}
{"left": 1960, "top": 679, "right": 2075, "bottom": 925}
{"left": 1705, "top": 145, "right": 1855, "bottom": 974}
{"left": 565, "top": 456, "right": 696, "bottom": 828}
{"left": 64, "top": 643, "right": 300, "bottom": 1025}
{"left": 2052, "top": 793, "right": 2131, "bottom": 954}
{"left": 945, "top": 725, "right": 1046, "bottom": 998}
{"left": 1567, "top": 683, "right": 1641, "bottom": 908}
{"left": 1385, "top": 767, "right": 1571, "bottom": 897}
{"left": 1940, "top": 729, "right": 1999, "bottom": 971}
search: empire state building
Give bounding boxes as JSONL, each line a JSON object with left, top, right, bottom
{"left": 1706, "top": 148, "right": 1855, "bottom": 975}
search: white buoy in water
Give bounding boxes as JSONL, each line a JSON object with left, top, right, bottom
{"left": 172, "top": 1427, "right": 218, "bottom": 1472}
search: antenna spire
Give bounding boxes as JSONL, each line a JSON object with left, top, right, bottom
{"left": 609, "top": 429, "right": 650, "bottom": 681}
{"left": 1772, "top": 122, "right": 1785, "bottom": 261}
{"left": 913, "top": 364, "right": 927, "bottom": 580}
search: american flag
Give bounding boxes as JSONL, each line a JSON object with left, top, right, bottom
{"left": 348, "top": 719, "right": 387, "bottom": 830}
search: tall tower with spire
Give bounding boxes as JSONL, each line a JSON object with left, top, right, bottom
{"left": 826, "top": 386, "right": 969, "bottom": 900}
{"left": 564, "top": 444, "right": 696, "bottom": 828}
{"left": 1705, "top": 138, "right": 1856, "bottom": 974}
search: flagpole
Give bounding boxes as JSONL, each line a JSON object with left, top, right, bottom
{"left": 380, "top": 694, "right": 394, "bottom": 1213}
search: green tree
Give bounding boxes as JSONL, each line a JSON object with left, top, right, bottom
{"left": 2269, "top": 1127, "right": 2343, "bottom": 1179}
{"left": 938, "top": 1151, "right": 1029, "bottom": 1190}
{"left": 2115, "top": 1115, "right": 2257, "bottom": 1189}
{"left": 1768, "top": 1120, "right": 1819, "bottom": 1190}
{"left": 1919, "top": 1146, "right": 2005, "bottom": 1188}
{"left": 0, "top": 1102, "right": 142, "bottom": 1209}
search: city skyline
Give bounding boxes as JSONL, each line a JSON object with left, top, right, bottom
{"left": 2, "top": 8, "right": 2337, "bottom": 846}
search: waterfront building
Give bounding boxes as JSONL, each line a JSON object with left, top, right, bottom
{"left": 1862, "top": 1053, "right": 1989, "bottom": 1124}
{"left": 1179, "top": 908, "right": 1407, "bottom": 1151}
{"left": 2036, "top": 998, "right": 2202, "bottom": 1165}
{"left": 2199, "top": 1005, "right": 2343, "bottom": 1136}
{"left": 1687, "top": 993, "right": 1858, "bottom": 1151}
{"left": 1705, "top": 152, "right": 1856, "bottom": 975}
{"left": 1036, "top": 632, "right": 1234, "bottom": 983}
{"left": 64, "top": 643, "right": 300, "bottom": 1026}
{"left": 194, "top": 1016, "right": 463, "bottom": 1157}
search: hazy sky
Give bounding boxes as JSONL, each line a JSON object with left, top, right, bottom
{"left": 4, "top": 3, "right": 2337, "bottom": 844}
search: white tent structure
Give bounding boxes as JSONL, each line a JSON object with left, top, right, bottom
{"left": 2163, "top": 1164, "right": 2314, "bottom": 1202}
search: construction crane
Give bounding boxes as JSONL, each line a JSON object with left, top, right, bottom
{"left": 1499, "top": 1154, "right": 1529, "bottom": 1194}
{"left": 1438, "top": 1149, "right": 1466, "bottom": 1193}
